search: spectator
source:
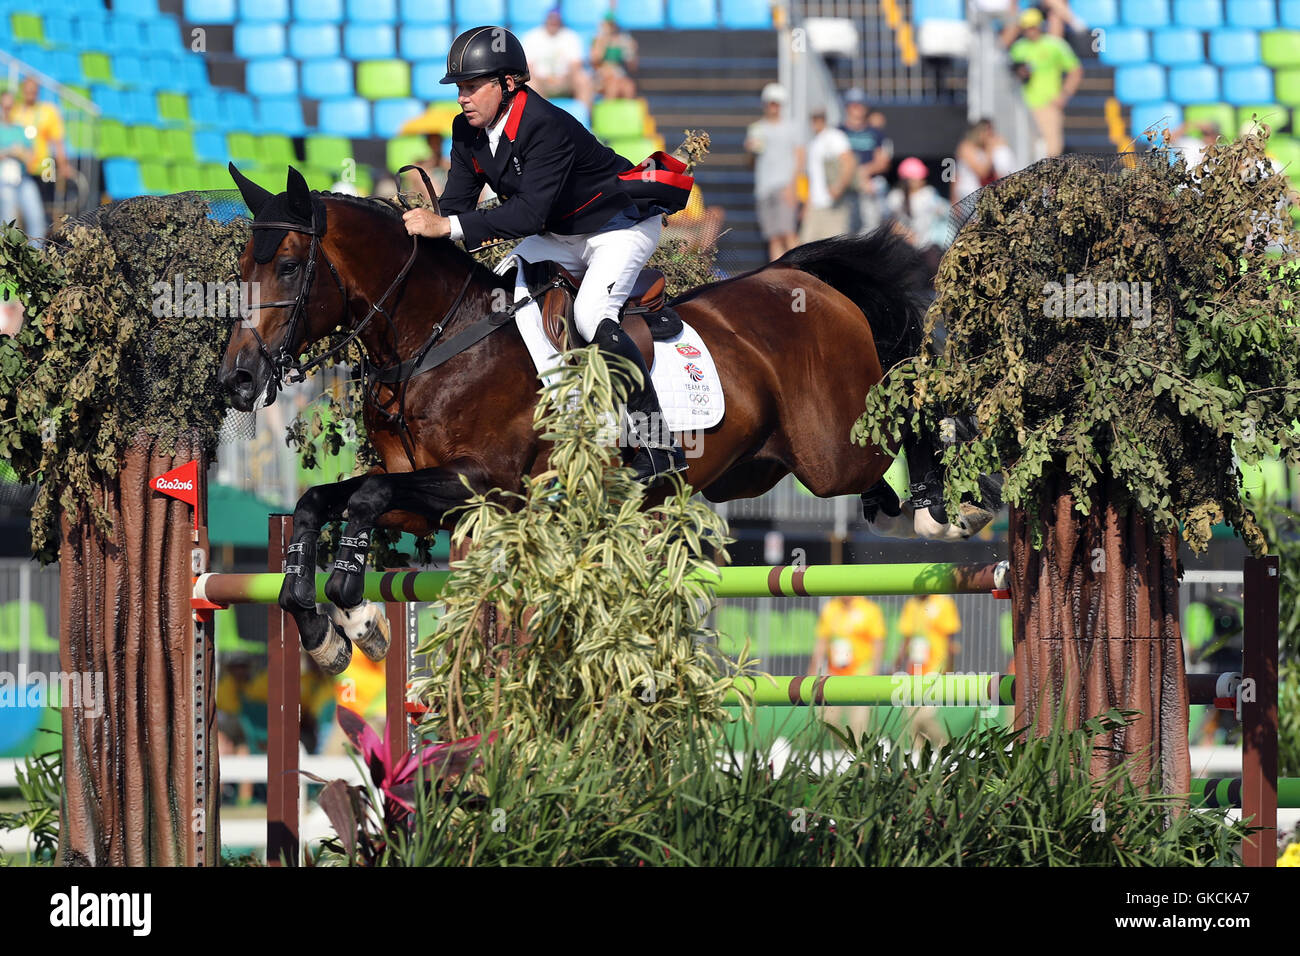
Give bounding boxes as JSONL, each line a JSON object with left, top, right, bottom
{"left": 9, "top": 77, "right": 70, "bottom": 207}
{"left": 796, "top": 109, "right": 856, "bottom": 242}
{"left": 809, "top": 595, "right": 887, "bottom": 739}
{"left": 886, "top": 157, "right": 951, "bottom": 273}
{"left": 0, "top": 90, "right": 47, "bottom": 240}
{"left": 951, "top": 117, "right": 1017, "bottom": 205}
{"left": 522, "top": 8, "right": 595, "bottom": 108}
{"left": 1007, "top": 8, "right": 1082, "bottom": 158}
{"left": 895, "top": 593, "right": 962, "bottom": 750}
{"left": 744, "top": 83, "right": 799, "bottom": 260}
{"left": 998, "top": 0, "right": 1084, "bottom": 47}
{"left": 840, "top": 90, "right": 892, "bottom": 233}
{"left": 590, "top": 12, "right": 638, "bottom": 100}
{"left": 1171, "top": 119, "right": 1220, "bottom": 170}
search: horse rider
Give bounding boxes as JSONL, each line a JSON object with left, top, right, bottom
{"left": 402, "top": 25, "right": 687, "bottom": 483}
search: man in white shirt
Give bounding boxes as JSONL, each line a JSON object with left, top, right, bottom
{"left": 796, "top": 110, "right": 856, "bottom": 243}
{"left": 744, "top": 83, "right": 800, "bottom": 260}
{"left": 521, "top": 8, "right": 594, "bottom": 107}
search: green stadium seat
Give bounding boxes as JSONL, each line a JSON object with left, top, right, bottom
{"left": 591, "top": 98, "right": 648, "bottom": 142}
{"left": 139, "top": 159, "right": 173, "bottom": 194}
{"left": 1278, "top": 70, "right": 1300, "bottom": 106}
{"left": 128, "top": 125, "right": 163, "bottom": 158}
{"left": 198, "top": 163, "right": 233, "bottom": 190}
{"left": 96, "top": 120, "right": 132, "bottom": 157}
{"left": 1261, "top": 31, "right": 1300, "bottom": 68}
{"left": 1237, "top": 104, "right": 1292, "bottom": 134}
{"left": 386, "top": 134, "right": 427, "bottom": 172}
{"left": 170, "top": 162, "right": 205, "bottom": 191}
{"left": 356, "top": 59, "right": 410, "bottom": 99}
{"left": 607, "top": 136, "right": 660, "bottom": 163}
{"left": 160, "top": 128, "right": 196, "bottom": 161}
{"left": 157, "top": 91, "right": 190, "bottom": 124}
{"left": 80, "top": 52, "right": 114, "bottom": 84}
{"left": 301, "top": 166, "right": 337, "bottom": 190}
{"left": 11, "top": 12, "right": 44, "bottom": 43}
{"left": 226, "top": 131, "right": 259, "bottom": 163}
{"left": 256, "top": 134, "right": 296, "bottom": 167}
{"left": 304, "top": 134, "right": 352, "bottom": 171}
{"left": 0, "top": 602, "right": 57, "bottom": 653}
{"left": 1268, "top": 136, "right": 1300, "bottom": 177}
{"left": 1184, "top": 103, "right": 1236, "bottom": 135}
{"left": 67, "top": 117, "right": 96, "bottom": 157}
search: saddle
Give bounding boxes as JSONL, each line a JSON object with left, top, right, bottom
{"left": 517, "top": 260, "right": 684, "bottom": 371}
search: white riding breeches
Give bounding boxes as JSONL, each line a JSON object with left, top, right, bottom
{"left": 504, "top": 215, "right": 663, "bottom": 341}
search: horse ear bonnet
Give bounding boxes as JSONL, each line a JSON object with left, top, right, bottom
{"left": 230, "top": 163, "right": 328, "bottom": 264}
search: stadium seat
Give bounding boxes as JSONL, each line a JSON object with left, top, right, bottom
{"left": 221, "top": 91, "right": 258, "bottom": 128}
{"left": 1115, "top": 64, "right": 1167, "bottom": 102}
{"left": 1209, "top": 28, "right": 1260, "bottom": 65}
{"left": 227, "top": 132, "right": 260, "bottom": 163}
{"left": 256, "top": 134, "right": 296, "bottom": 167}
{"left": 112, "top": 54, "right": 147, "bottom": 87}
{"left": 199, "top": 163, "right": 234, "bottom": 190}
{"left": 348, "top": 0, "right": 397, "bottom": 21}
{"left": 412, "top": 60, "right": 450, "bottom": 99}
{"left": 1222, "top": 66, "right": 1273, "bottom": 103}
{"left": 518, "top": 0, "right": 564, "bottom": 27}
{"left": 240, "top": 0, "right": 291, "bottom": 20}
{"left": 1226, "top": 0, "right": 1275, "bottom": 28}
{"left": 344, "top": 24, "right": 396, "bottom": 59}
{"left": 912, "top": 0, "right": 961, "bottom": 20}
{"left": 358, "top": 60, "right": 411, "bottom": 99}
{"left": 289, "top": 23, "right": 340, "bottom": 59}
{"left": 302, "top": 59, "right": 355, "bottom": 98}
{"left": 180, "top": 56, "right": 212, "bottom": 91}
{"left": 1152, "top": 27, "right": 1202, "bottom": 64}
{"left": 305, "top": 134, "right": 354, "bottom": 170}
{"left": 193, "top": 129, "right": 228, "bottom": 163}
{"left": 130, "top": 125, "right": 164, "bottom": 158}
{"left": 184, "top": 0, "right": 237, "bottom": 23}
{"left": 160, "top": 128, "right": 197, "bottom": 162}
{"left": 1284, "top": 0, "right": 1300, "bottom": 29}
{"left": 115, "top": 0, "right": 159, "bottom": 19}
{"left": 188, "top": 92, "right": 225, "bottom": 127}
{"left": 1261, "top": 31, "right": 1300, "bottom": 68}
{"left": 550, "top": 96, "right": 589, "bottom": 126}
{"left": 139, "top": 159, "right": 173, "bottom": 194}
{"left": 43, "top": 13, "right": 75, "bottom": 46}
{"left": 400, "top": 25, "right": 453, "bottom": 60}
{"left": 388, "top": 135, "right": 429, "bottom": 172}
{"left": 1168, "top": 64, "right": 1218, "bottom": 103}
{"left": 667, "top": 0, "right": 717, "bottom": 28}
{"left": 157, "top": 91, "right": 190, "bottom": 125}
{"left": 294, "top": 0, "right": 344, "bottom": 22}
{"left": 373, "top": 97, "right": 425, "bottom": 137}
{"left": 608, "top": 135, "right": 660, "bottom": 162}
{"left": 400, "top": 0, "right": 452, "bottom": 24}
{"left": 1071, "top": 0, "right": 1117, "bottom": 28}
{"left": 246, "top": 58, "right": 298, "bottom": 96}
{"left": 144, "top": 16, "right": 182, "bottom": 49}
{"left": 103, "top": 158, "right": 146, "bottom": 198}
{"left": 1183, "top": 102, "right": 1235, "bottom": 134}
{"left": 592, "top": 98, "right": 647, "bottom": 140}
{"left": 73, "top": 12, "right": 108, "bottom": 48}
{"left": 1235, "top": 104, "right": 1286, "bottom": 133}
{"left": 318, "top": 97, "right": 372, "bottom": 137}
{"left": 91, "top": 84, "right": 124, "bottom": 120}
{"left": 1097, "top": 27, "right": 1149, "bottom": 65}
{"left": 615, "top": 0, "right": 666, "bottom": 29}
{"left": 258, "top": 96, "right": 307, "bottom": 135}
{"left": 117, "top": 89, "right": 155, "bottom": 124}
{"left": 172, "top": 162, "right": 207, "bottom": 191}
{"left": 234, "top": 22, "right": 286, "bottom": 58}
{"left": 1120, "top": 0, "right": 1168, "bottom": 28}
{"left": 1267, "top": 135, "right": 1300, "bottom": 174}
{"left": 96, "top": 120, "right": 132, "bottom": 157}
{"left": 721, "top": 0, "right": 772, "bottom": 28}
{"left": 107, "top": 19, "right": 144, "bottom": 52}
{"left": 1279, "top": 70, "right": 1300, "bottom": 106}
{"left": 1129, "top": 101, "right": 1181, "bottom": 142}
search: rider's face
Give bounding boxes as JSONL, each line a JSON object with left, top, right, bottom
{"left": 457, "top": 76, "right": 508, "bottom": 129}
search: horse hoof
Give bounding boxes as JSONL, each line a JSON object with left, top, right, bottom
{"left": 298, "top": 607, "right": 353, "bottom": 675}
{"left": 866, "top": 502, "right": 919, "bottom": 539}
{"left": 327, "top": 601, "right": 391, "bottom": 662}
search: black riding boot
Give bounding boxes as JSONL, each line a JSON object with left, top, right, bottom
{"left": 591, "top": 318, "right": 686, "bottom": 483}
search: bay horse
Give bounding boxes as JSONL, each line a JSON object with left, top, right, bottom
{"left": 220, "top": 166, "right": 994, "bottom": 674}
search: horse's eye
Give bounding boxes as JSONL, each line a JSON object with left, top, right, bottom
{"left": 279, "top": 261, "right": 299, "bottom": 277}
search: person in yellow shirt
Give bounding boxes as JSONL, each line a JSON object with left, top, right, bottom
{"left": 809, "top": 595, "right": 886, "bottom": 739}
{"left": 10, "top": 78, "right": 70, "bottom": 195}
{"left": 895, "top": 593, "right": 962, "bottom": 749}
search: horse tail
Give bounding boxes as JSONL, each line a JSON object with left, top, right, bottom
{"left": 774, "top": 226, "right": 929, "bottom": 372}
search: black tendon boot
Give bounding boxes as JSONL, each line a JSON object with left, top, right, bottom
{"left": 591, "top": 318, "right": 686, "bottom": 483}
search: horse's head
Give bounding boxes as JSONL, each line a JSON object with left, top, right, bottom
{"left": 220, "top": 164, "right": 348, "bottom": 410}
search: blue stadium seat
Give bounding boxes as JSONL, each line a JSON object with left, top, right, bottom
{"left": 668, "top": 0, "right": 717, "bottom": 28}
{"left": 72, "top": 13, "right": 107, "bottom": 48}
{"left": 246, "top": 58, "right": 298, "bottom": 96}
{"left": 912, "top": 0, "right": 962, "bottom": 20}
{"left": 348, "top": 0, "right": 397, "bottom": 22}
{"left": 318, "top": 97, "right": 372, "bottom": 137}
{"left": 454, "top": 0, "right": 506, "bottom": 23}
{"left": 220, "top": 91, "right": 258, "bottom": 128}
{"left": 400, "top": 0, "right": 452, "bottom": 24}
{"left": 1209, "top": 28, "right": 1260, "bottom": 65}
{"left": 189, "top": 91, "right": 225, "bottom": 127}
{"left": 519, "top": 0, "right": 564, "bottom": 27}
{"left": 290, "top": 23, "right": 340, "bottom": 58}
{"left": 44, "top": 13, "right": 75, "bottom": 46}
{"left": 400, "top": 24, "right": 453, "bottom": 59}
{"left": 550, "top": 96, "right": 589, "bottom": 125}
{"left": 235, "top": 23, "right": 286, "bottom": 58}
{"left": 721, "top": 0, "right": 772, "bottom": 28}
{"left": 107, "top": 18, "right": 143, "bottom": 51}
{"left": 112, "top": 53, "right": 146, "bottom": 86}
{"left": 1120, "top": 0, "right": 1168, "bottom": 28}
{"left": 412, "top": 60, "right": 448, "bottom": 98}
{"left": 1130, "top": 101, "right": 1182, "bottom": 142}
{"left": 103, "top": 159, "right": 146, "bottom": 199}
{"left": 184, "top": 0, "right": 237, "bottom": 23}
{"left": 194, "top": 129, "right": 228, "bottom": 163}
{"left": 240, "top": 0, "right": 290, "bottom": 20}
{"left": 303, "top": 59, "right": 355, "bottom": 97}
{"left": 1168, "top": 64, "right": 1218, "bottom": 102}
{"left": 143, "top": 15, "right": 181, "bottom": 49}
{"left": 180, "top": 55, "right": 211, "bottom": 91}
{"left": 47, "top": 50, "right": 82, "bottom": 82}
{"left": 91, "top": 84, "right": 124, "bottom": 119}
{"left": 1222, "top": 66, "right": 1273, "bottom": 103}
{"left": 615, "top": 0, "right": 666, "bottom": 28}
{"left": 344, "top": 24, "right": 396, "bottom": 59}
{"left": 1284, "top": 0, "right": 1300, "bottom": 29}
{"left": 258, "top": 96, "right": 307, "bottom": 135}
{"left": 1173, "top": 0, "right": 1221, "bottom": 28}
{"left": 294, "top": 0, "right": 344, "bottom": 22}
{"left": 1226, "top": 0, "right": 1275, "bottom": 28}
{"left": 115, "top": 0, "right": 159, "bottom": 17}
{"left": 1070, "top": 0, "right": 1117, "bottom": 28}
{"left": 374, "top": 97, "right": 424, "bottom": 137}
{"left": 1115, "top": 64, "right": 1167, "bottom": 102}
{"left": 1097, "top": 27, "right": 1149, "bottom": 64}
{"left": 123, "top": 89, "right": 159, "bottom": 124}
{"left": 1152, "top": 27, "right": 1202, "bottom": 63}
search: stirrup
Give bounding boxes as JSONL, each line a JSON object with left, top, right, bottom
{"left": 630, "top": 442, "right": 687, "bottom": 483}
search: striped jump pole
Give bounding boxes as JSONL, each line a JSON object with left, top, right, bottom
{"left": 1196, "top": 777, "right": 1300, "bottom": 810}
{"left": 192, "top": 560, "right": 1013, "bottom": 607}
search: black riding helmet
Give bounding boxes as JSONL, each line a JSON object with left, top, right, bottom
{"left": 440, "top": 26, "right": 530, "bottom": 85}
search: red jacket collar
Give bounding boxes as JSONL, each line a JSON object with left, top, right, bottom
{"left": 504, "top": 88, "right": 528, "bottom": 142}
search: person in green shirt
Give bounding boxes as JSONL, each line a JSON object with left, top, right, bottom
{"left": 1008, "top": 8, "right": 1082, "bottom": 158}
